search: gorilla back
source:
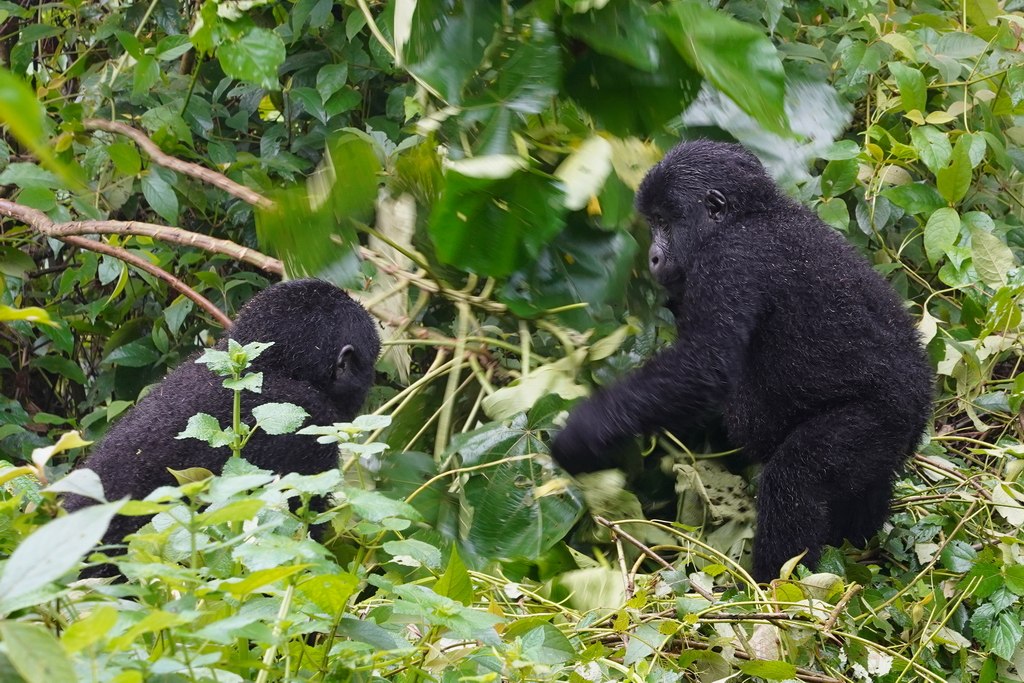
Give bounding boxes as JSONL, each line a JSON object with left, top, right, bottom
{"left": 64, "top": 279, "right": 381, "bottom": 560}
{"left": 551, "top": 140, "right": 934, "bottom": 582}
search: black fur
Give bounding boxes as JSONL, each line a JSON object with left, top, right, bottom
{"left": 64, "top": 279, "right": 380, "bottom": 563}
{"left": 551, "top": 140, "right": 934, "bottom": 582}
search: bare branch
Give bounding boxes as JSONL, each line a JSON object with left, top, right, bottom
{"left": 83, "top": 118, "right": 274, "bottom": 209}
{"left": 0, "top": 199, "right": 231, "bottom": 328}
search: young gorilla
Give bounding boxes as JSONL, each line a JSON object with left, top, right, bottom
{"left": 551, "top": 140, "right": 934, "bottom": 582}
{"left": 64, "top": 279, "right": 380, "bottom": 569}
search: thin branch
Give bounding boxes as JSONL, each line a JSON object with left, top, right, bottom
{"left": 0, "top": 199, "right": 231, "bottom": 328}
{"left": 62, "top": 236, "right": 231, "bottom": 328}
{"left": 83, "top": 118, "right": 274, "bottom": 209}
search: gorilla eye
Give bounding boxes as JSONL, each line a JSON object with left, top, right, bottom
{"left": 705, "top": 189, "right": 727, "bottom": 221}
{"left": 335, "top": 344, "right": 355, "bottom": 376}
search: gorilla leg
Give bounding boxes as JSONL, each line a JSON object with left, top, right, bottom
{"left": 829, "top": 478, "right": 895, "bottom": 547}
{"left": 752, "top": 405, "right": 908, "bottom": 582}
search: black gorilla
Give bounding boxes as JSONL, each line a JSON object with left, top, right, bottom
{"left": 64, "top": 279, "right": 380, "bottom": 563}
{"left": 551, "top": 140, "right": 934, "bottom": 582}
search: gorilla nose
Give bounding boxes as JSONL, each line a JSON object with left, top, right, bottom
{"left": 648, "top": 244, "right": 663, "bottom": 275}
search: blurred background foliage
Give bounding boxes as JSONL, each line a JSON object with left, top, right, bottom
{"left": 1, "top": 0, "right": 1024, "bottom": 681}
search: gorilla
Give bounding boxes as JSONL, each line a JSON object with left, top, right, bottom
{"left": 551, "top": 140, "right": 934, "bottom": 582}
{"left": 64, "top": 279, "right": 380, "bottom": 570}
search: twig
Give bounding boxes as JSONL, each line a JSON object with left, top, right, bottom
{"left": 670, "top": 638, "right": 841, "bottom": 683}
{"left": 594, "top": 515, "right": 716, "bottom": 603}
{"left": 0, "top": 200, "right": 231, "bottom": 327}
{"left": 822, "top": 583, "right": 861, "bottom": 634}
{"left": 61, "top": 236, "right": 231, "bottom": 328}
{"left": 83, "top": 118, "right": 274, "bottom": 209}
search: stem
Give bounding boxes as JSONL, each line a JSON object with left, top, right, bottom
{"left": 255, "top": 582, "right": 296, "bottom": 683}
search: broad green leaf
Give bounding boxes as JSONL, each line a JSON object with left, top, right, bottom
{"left": 821, "top": 158, "right": 857, "bottom": 197}
{"left": 739, "top": 660, "right": 799, "bottom": 680}
{"left": 564, "top": 2, "right": 660, "bottom": 71}
{"left": 383, "top": 539, "right": 442, "bottom": 569}
{"left": 0, "top": 622, "right": 75, "bottom": 683}
{"left": 61, "top": 605, "right": 118, "bottom": 653}
{"left": 817, "top": 197, "right": 850, "bottom": 232}
{"left": 434, "top": 546, "right": 474, "bottom": 606}
{"left": 222, "top": 565, "right": 309, "bottom": 595}
{"left": 888, "top": 62, "right": 927, "bottom": 113}
{"left": 937, "top": 137, "right": 973, "bottom": 204}
{"left": 565, "top": 39, "right": 701, "bottom": 137}
{"left": 316, "top": 63, "right": 349, "bottom": 102}
{"left": 194, "top": 499, "right": 264, "bottom": 526}
{"left": 296, "top": 573, "right": 360, "bottom": 616}
{"left": 0, "top": 68, "right": 68, "bottom": 180}
{"left": 940, "top": 540, "right": 977, "bottom": 572}
{"left": 0, "top": 305, "right": 56, "bottom": 326}
{"left": 971, "top": 228, "right": 1015, "bottom": 288}
{"left": 252, "top": 402, "right": 309, "bottom": 435}
{"left": 1005, "top": 565, "right": 1024, "bottom": 595}
{"left": 402, "top": 0, "right": 500, "bottom": 105}
{"left": 140, "top": 169, "right": 179, "bottom": 224}
{"left": 924, "top": 208, "right": 960, "bottom": 266}
{"left": 659, "top": 2, "right": 789, "bottom": 135}
{"left": 429, "top": 168, "right": 565, "bottom": 278}
{"left": 881, "top": 183, "right": 945, "bottom": 215}
{"left": 108, "top": 611, "right": 191, "bottom": 650}
{"left": 175, "top": 413, "right": 223, "bottom": 442}
{"left": 107, "top": 141, "right": 142, "bottom": 176}
{"left": 217, "top": 27, "right": 286, "bottom": 90}
{"left": 517, "top": 622, "right": 576, "bottom": 666}
{"left": 133, "top": 54, "right": 160, "bottom": 97}
{"left": 0, "top": 502, "right": 120, "bottom": 607}
{"left": 910, "top": 126, "right": 952, "bottom": 174}
{"left": 990, "top": 612, "right": 1024, "bottom": 660}
{"left": 500, "top": 220, "right": 637, "bottom": 328}
{"left": 223, "top": 372, "right": 263, "bottom": 393}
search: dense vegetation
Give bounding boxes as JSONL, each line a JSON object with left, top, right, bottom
{"left": 1, "top": 0, "right": 1023, "bottom": 680}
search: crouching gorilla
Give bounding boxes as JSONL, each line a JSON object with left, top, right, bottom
{"left": 551, "top": 140, "right": 934, "bottom": 582}
{"left": 64, "top": 279, "right": 380, "bottom": 570}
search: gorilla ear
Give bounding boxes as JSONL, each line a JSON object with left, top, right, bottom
{"left": 704, "top": 189, "right": 727, "bottom": 222}
{"left": 336, "top": 344, "right": 355, "bottom": 374}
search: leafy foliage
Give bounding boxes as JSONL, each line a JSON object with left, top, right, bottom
{"left": 0, "top": 0, "right": 1023, "bottom": 681}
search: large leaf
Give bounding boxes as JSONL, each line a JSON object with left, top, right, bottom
{"left": 402, "top": 0, "right": 500, "bottom": 105}
{"left": 565, "top": 35, "right": 701, "bottom": 137}
{"left": 500, "top": 219, "right": 638, "bottom": 329}
{"left": 428, "top": 167, "right": 565, "bottom": 277}
{"left": 217, "top": 27, "right": 286, "bottom": 90}
{"left": 658, "top": 2, "right": 789, "bottom": 135}
{"left": 0, "top": 622, "right": 75, "bottom": 683}
{"left": 924, "top": 207, "right": 960, "bottom": 266}
{"left": 0, "top": 502, "right": 121, "bottom": 609}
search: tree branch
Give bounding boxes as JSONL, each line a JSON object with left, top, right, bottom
{"left": 83, "top": 118, "right": 275, "bottom": 210}
{"left": 0, "top": 199, "right": 231, "bottom": 328}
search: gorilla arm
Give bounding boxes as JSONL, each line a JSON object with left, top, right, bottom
{"left": 550, "top": 260, "right": 764, "bottom": 475}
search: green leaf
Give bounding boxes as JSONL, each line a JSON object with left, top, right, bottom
{"left": 817, "top": 197, "right": 850, "bottom": 232}
{"left": 217, "top": 27, "right": 285, "bottom": 90}
{"left": 252, "top": 402, "right": 309, "bottom": 435}
{"left": 0, "top": 622, "right": 75, "bottom": 683}
{"left": 61, "top": 605, "right": 118, "bottom": 654}
{"left": 924, "top": 207, "right": 960, "bottom": 266}
{"left": 518, "top": 622, "right": 577, "bottom": 666}
{"left": 133, "top": 54, "right": 160, "bottom": 97}
{"left": 888, "top": 62, "right": 927, "bottom": 113}
{"left": 402, "top": 0, "right": 500, "bottom": 105}
{"left": 223, "top": 372, "right": 263, "bottom": 393}
{"left": 564, "top": 2, "right": 660, "bottom": 71}
{"left": 105, "top": 339, "right": 161, "bottom": 367}
{"left": 0, "top": 68, "right": 67, "bottom": 180}
{"left": 107, "top": 141, "right": 142, "bottom": 176}
{"left": 296, "top": 573, "right": 360, "bottom": 616}
{"left": 0, "top": 502, "right": 120, "bottom": 608}
{"left": 937, "top": 137, "right": 973, "bottom": 204}
{"left": 429, "top": 168, "right": 565, "bottom": 278}
{"left": 500, "top": 220, "right": 637, "bottom": 329}
{"left": 658, "top": 2, "right": 789, "bottom": 135}
{"left": 434, "top": 546, "right": 474, "bottom": 606}
{"left": 910, "top": 126, "right": 952, "bottom": 175}
{"left": 971, "top": 228, "right": 1015, "bottom": 288}
{"left": 176, "top": 413, "right": 223, "bottom": 442}
{"left": 821, "top": 158, "right": 857, "bottom": 197}
{"left": 738, "top": 660, "right": 799, "bottom": 680}
{"left": 141, "top": 169, "right": 179, "bottom": 224}
{"left": 881, "top": 183, "right": 945, "bottom": 215}
{"left": 990, "top": 612, "right": 1024, "bottom": 660}
{"left": 194, "top": 499, "right": 264, "bottom": 526}
{"left": 316, "top": 63, "right": 349, "bottom": 102}
{"left": 1004, "top": 565, "right": 1024, "bottom": 595}
{"left": 383, "top": 539, "right": 442, "bottom": 569}
{"left": 940, "top": 540, "right": 977, "bottom": 572}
